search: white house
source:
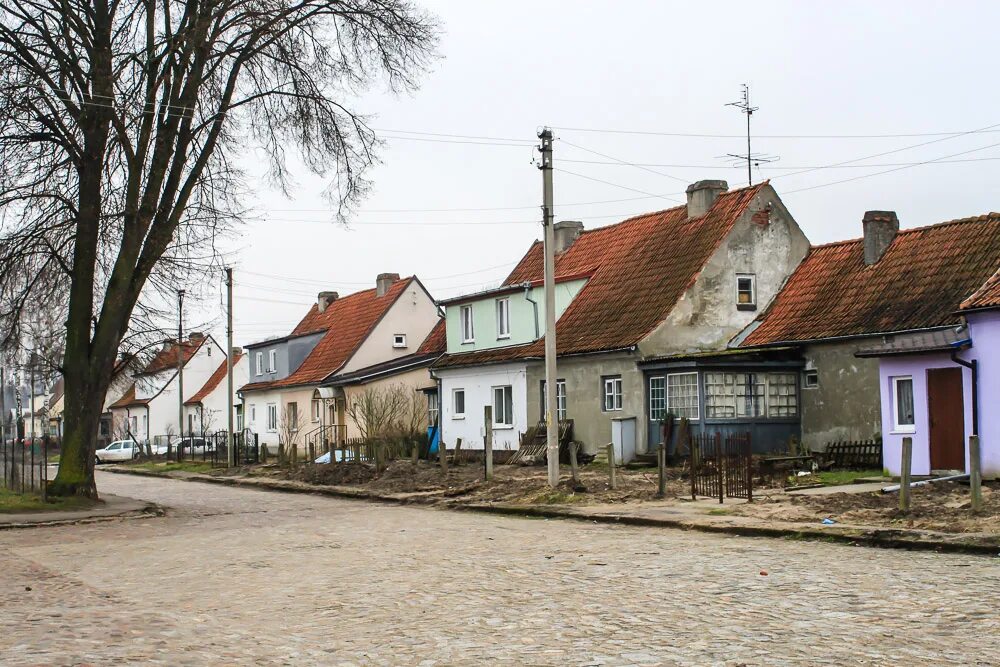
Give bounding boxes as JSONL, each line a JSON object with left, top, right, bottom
{"left": 109, "top": 333, "right": 226, "bottom": 445}
{"left": 184, "top": 351, "right": 249, "bottom": 436}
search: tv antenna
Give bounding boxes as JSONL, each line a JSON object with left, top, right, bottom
{"left": 725, "top": 84, "right": 778, "bottom": 185}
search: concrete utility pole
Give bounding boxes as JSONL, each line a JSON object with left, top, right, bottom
{"left": 177, "top": 289, "right": 185, "bottom": 456}
{"left": 225, "top": 268, "right": 235, "bottom": 467}
{"left": 538, "top": 127, "right": 559, "bottom": 489}
{"left": 28, "top": 349, "right": 35, "bottom": 444}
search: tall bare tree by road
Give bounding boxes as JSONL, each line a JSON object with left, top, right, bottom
{"left": 0, "top": 0, "right": 438, "bottom": 497}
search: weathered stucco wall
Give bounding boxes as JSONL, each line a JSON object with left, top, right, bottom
{"left": 437, "top": 363, "right": 528, "bottom": 450}
{"left": 341, "top": 367, "right": 435, "bottom": 440}
{"left": 800, "top": 341, "right": 881, "bottom": 450}
{"left": 344, "top": 281, "right": 440, "bottom": 373}
{"left": 526, "top": 351, "right": 644, "bottom": 456}
{"left": 640, "top": 184, "right": 810, "bottom": 356}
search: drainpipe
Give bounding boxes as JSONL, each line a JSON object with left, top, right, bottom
{"left": 523, "top": 282, "right": 540, "bottom": 339}
{"left": 950, "top": 350, "right": 978, "bottom": 436}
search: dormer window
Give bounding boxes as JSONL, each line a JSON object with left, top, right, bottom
{"left": 460, "top": 305, "right": 475, "bottom": 343}
{"left": 268, "top": 349, "right": 277, "bottom": 372}
{"left": 736, "top": 274, "right": 756, "bottom": 311}
{"left": 255, "top": 352, "right": 263, "bottom": 376}
{"left": 393, "top": 334, "right": 407, "bottom": 348}
{"left": 496, "top": 298, "right": 510, "bottom": 339}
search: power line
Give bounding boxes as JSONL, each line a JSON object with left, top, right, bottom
{"left": 554, "top": 167, "right": 683, "bottom": 202}
{"left": 559, "top": 138, "right": 689, "bottom": 185}
{"left": 556, "top": 155, "right": 1000, "bottom": 170}
{"left": 373, "top": 128, "right": 535, "bottom": 144}
{"left": 553, "top": 124, "right": 1000, "bottom": 140}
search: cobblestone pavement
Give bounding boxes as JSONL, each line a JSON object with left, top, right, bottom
{"left": 2, "top": 472, "right": 999, "bottom": 666}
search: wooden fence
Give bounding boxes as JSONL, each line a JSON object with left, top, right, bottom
{"left": 824, "top": 439, "right": 882, "bottom": 469}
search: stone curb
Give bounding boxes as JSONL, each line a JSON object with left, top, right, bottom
{"left": 0, "top": 494, "right": 162, "bottom": 530}
{"left": 101, "top": 467, "right": 1000, "bottom": 556}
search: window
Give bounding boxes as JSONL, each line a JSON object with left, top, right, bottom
{"left": 141, "top": 415, "right": 147, "bottom": 435}
{"left": 287, "top": 402, "right": 298, "bottom": 431}
{"left": 892, "top": 376, "right": 915, "bottom": 432}
{"left": 130, "top": 416, "right": 138, "bottom": 434}
{"left": 496, "top": 298, "right": 510, "bottom": 339}
{"left": 736, "top": 274, "right": 756, "bottom": 310}
{"left": 492, "top": 385, "right": 513, "bottom": 427}
{"left": 236, "top": 405, "right": 244, "bottom": 431}
{"left": 649, "top": 376, "right": 666, "bottom": 420}
{"left": 603, "top": 376, "right": 623, "bottom": 411}
{"left": 393, "top": 334, "right": 407, "bottom": 348}
{"left": 460, "top": 305, "right": 475, "bottom": 343}
{"left": 207, "top": 346, "right": 212, "bottom": 357}
{"left": 541, "top": 380, "right": 567, "bottom": 421}
{"left": 266, "top": 403, "right": 277, "bottom": 432}
{"left": 667, "top": 373, "right": 699, "bottom": 420}
{"left": 803, "top": 370, "right": 819, "bottom": 389}
{"left": 311, "top": 399, "right": 321, "bottom": 422}
{"left": 255, "top": 352, "right": 263, "bottom": 376}
{"left": 427, "top": 392, "right": 439, "bottom": 427}
{"left": 250, "top": 404, "right": 257, "bottom": 426}
{"left": 767, "top": 373, "right": 798, "bottom": 417}
{"left": 268, "top": 349, "right": 277, "bottom": 373}
{"left": 705, "top": 372, "right": 798, "bottom": 419}
{"left": 452, "top": 389, "right": 466, "bottom": 419}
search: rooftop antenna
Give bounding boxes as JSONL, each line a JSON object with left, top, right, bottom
{"left": 725, "top": 84, "right": 778, "bottom": 185}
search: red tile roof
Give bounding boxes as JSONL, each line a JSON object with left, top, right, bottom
{"left": 138, "top": 338, "right": 206, "bottom": 376}
{"left": 415, "top": 319, "right": 446, "bottom": 355}
{"left": 741, "top": 213, "right": 1000, "bottom": 347}
{"left": 241, "top": 277, "right": 415, "bottom": 392}
{"left": 107, "top": 384, "right": 149, "bottom": 409}
{"left": 961, "top": 267, "right": 1000, "bottom": 311}
{"left": 436, "top": 183, "right": 767, "bottom": 368}
{"left": 185, "top": 353, "right": 244, "bottom": 406}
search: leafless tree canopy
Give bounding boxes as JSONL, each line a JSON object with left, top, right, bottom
{"left": 0, "top": 0, "right": 437, "bottom": 495}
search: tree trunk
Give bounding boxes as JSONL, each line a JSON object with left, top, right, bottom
{"left": 50, "top": 353, "right": 104, "bottom": 498}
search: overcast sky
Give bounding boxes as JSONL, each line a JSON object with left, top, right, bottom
{"left": 198, "top": 0, "right": 1000, "bottom": 346}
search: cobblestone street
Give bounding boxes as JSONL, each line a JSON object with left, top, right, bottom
{"left": 2, "top": 472, "right": 999, "bottom": 666}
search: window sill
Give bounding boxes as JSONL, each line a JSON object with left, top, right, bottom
{"left": 452, "top": 415, "right": 465, "bottom": 420}
{"left": 497, "top": 335, "right": 511, "bottom": 340}
{"left": 493, "top": 424, "right": 514, "bottom": 430}
{"left": 891, "top": 428, "right": 916, "bottom": 435}
{"left": 461, "top": 340, "right": 475, "bottom": 345}
{"left": 736, "top": 303, "right": 757, "bottom": 311}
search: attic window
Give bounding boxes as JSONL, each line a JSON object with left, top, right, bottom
{"left": 393, "top": 334, "right": 407, "bottom": 349}
{"left": 736, "top": 274, "right": 756, "bottom": 311}
{"left": 803, "top": 370, "right": 819, "bottom": 389}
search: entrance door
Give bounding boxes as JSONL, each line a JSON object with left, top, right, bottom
{"left": 927, "top": 367, "right": 965, "bottom": 471}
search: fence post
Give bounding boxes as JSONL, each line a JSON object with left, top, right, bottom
{"left": 453, "top": 438, "right": 463, "bottom": 466}
{"left": 606, "top": 442, "right": 617, "bottom": 490}
{"left": 439, "top": 436, "right": 449, "bottom": 474}
{"left": 970, "top": 435, "right": 983, "bottom": 514}
{"left": 656, "top": 442, "right": 666, "bottom": 499}
{"left": 411, "top": 438, "right": 419, "bottom": 465}
{"left": 569, "top": 441, "right": 580, "bottom": 486}
{"left": 484, "top": 406, "right": 493, "bottom": 481}
{"left": 899, "top": 436, "right": 912, "bottom": 514}
{"left": 690, "top": 435, "right": 698, "bottom": 500}
{"left": 716, "top": 432, "right": 724, "bottom": 505}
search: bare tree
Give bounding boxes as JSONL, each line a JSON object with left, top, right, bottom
{"left": 0, "top": 0, "right": 438, "bottom": 496}
{"left": 346, "top": 385, "right": 402, "bottom": 441}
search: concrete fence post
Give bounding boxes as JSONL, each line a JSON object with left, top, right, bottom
{"left": 606, "top": 442, "right": 617, "bottom": 490}
{"left": 970, "top": 435, "right": 983, "bottom": 514}
{"left": 899, "top": 436, "right": 913, "bottom": 514}
{"left": 484, "top": 406, "right": 493, "bottom": 481}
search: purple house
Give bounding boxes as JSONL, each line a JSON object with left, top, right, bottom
{"left": 857, "top": 242, "right": 1000, "bottom": 478}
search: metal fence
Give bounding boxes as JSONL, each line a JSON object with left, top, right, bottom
{"left": 145, "top": 431, "right": 260, "bottom": 467}
{"left": 1, "top": 438, "right": 49, "bottom": 497}
{"left": 691, "top": 431, "right": 753, "bottom": 503}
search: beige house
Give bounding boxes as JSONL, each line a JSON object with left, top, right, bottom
{"left": 239, "top": 274, "right": 442, "bottom": 455}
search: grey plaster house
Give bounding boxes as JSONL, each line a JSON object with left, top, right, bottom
{"left": 433, "top": 180, "right": 811, "bottom": 459}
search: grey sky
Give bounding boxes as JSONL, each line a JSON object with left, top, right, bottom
{"left": 206, "top": 0, "right": 1000, "bottom": 346}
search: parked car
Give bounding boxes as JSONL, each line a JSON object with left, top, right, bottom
{"left": 95, "top": 439, "right": 140, "bottom": 463}
{"left": 172, "top": 437, "right": 215, "bottom": 455}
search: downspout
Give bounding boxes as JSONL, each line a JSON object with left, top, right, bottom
{"left": 523, "top": 283, "right": 540, "bottom": 340}
{"left": 950, "top": 349, "right": 978, "bottom": 436}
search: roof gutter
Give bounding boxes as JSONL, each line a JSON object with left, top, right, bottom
{"left": 523, "top": 282, "right": 540, "bottom": 340}
{"left": 950, "top": 341, "right": 979, "bottom": 437}
{"left": 741, "top": 324, "right": 966, "bottom": 350}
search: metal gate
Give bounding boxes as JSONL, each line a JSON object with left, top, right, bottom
{"left": 691, "top": 431, "right": 752, "bottom": 502}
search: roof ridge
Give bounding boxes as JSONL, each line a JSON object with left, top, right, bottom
{"left": 810, "top": 211, "right": 1000, "bottom": 249}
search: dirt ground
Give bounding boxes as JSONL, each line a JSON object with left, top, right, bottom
{"left": 729, "top": 480, "right": 1000, "bottom": 534}
{"left": 239, "top": 459, "right": 690, "bottom": 505}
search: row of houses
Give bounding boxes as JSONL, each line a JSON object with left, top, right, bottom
{"left": 97, "top": 178, "right": 1000, "bottom": 478}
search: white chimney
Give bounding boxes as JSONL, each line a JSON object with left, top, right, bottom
{"left": 376, "top": 273, "right": 400, "bottom": 297}
{"left": 686, "top": 180, "right": 728, "bottom": 219}
{"left": 553, "top": 220, "right": 584, "bottom": 253}
{"left": 317, "top": 291, "right": 339, "bottom": 312}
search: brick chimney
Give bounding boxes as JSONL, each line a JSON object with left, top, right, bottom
{"left": 316, "top": 291, "right": 339, "bottom": 313}
{"left": 553, "top": 220, "right": 584, "bottom": 253}
{"left": 862, "top": 210, "right": 899, "bottom": 265}
{"left": 188, "top": 332, "right": 205, "bottom": 342}
{"left": 686, "top": 180, "right": 728, "bottom": 219}
{"left": 231, "top": 346, "right": 243, "bottom": 356}
{"left": 376, "top": 273, "right": 400, "bottom": 297}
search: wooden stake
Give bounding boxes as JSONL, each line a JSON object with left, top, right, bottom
{"left": 484, "top": 406, "right": 493, "bottom": 481}
{"left": 656, "top": 442, "right": 666, "bottom": 499}
{"left": 606, "top": 442, "right": 617, "bottom": 490}
{"left": 439, "top": 436, "right": 448, "bottom": 474}
{"left": 899, "top": 436, "right": 912, "bottom": 514}
{"left": 970, "top": 435, "right": 983, "bottom": 514}
{"left": 569, "top": 441, "right": 579, "bottom": 486}
{"left": 453, "top": 438, "right": 463, "bottom": 466}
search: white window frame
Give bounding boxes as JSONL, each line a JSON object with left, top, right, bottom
{"left": 736, "top": 273, "right": 756, "bottom": 308}
{"left": 460, "top": 305, "right": 475, "bottom": 343}
{"left": 427, "top": 392, "right": 439, "bottom": 427}
{"left": 255, "top": 352, "right": 263, "bottom": 376}
{"left": 268, "top": 349, "right": 277, "bottom": 373}
{"left": 496, "top": 298, "right": 511, "bottom": 339}
{"left": 492, "top": 385, "right": 514, "bottom": 428}
{"left": 393, "top": 334, "right": 407, "bottom": 348}
{"left": 892, "top": 376, "right": 916, "bottom": 433}
{"left": 541, "top": 379, "right": 567, "bottom": 421}
{"left": 250, "top": 404, "right": 256, "bottom": 425}
{"left": 803, "top": 370, "right": 819, "bottom": 389}
{"left": 667, "top": 372, "right": 700, "bottom": 421}
{"left": 236, "top": 406, "right": 244, "bottom": 431}
{"left": 603, "top": 376, "right": 623, "bottom": 412}
{"left": 452, "top": 389, "right": 466, "bottom": 420}
{"left": 649, "top": 376, "right": 666, "bottom": 421}
{"left": 311, "top": 399, "right": 321, "bottom": 422}
{"left": 266, "top": 403, "right": 277, "bottom": 432}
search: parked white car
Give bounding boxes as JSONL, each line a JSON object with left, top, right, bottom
{"left": 95, "top": 439, "right": 140, "bottom": 463}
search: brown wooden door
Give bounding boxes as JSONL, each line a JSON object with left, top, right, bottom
{"left": 927, "top": 367, "right": 965, "bottom": 471}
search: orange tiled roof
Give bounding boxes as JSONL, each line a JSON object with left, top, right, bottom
{"left": 138, "top": 338, "right": 205, "bottom": 375}
{"left": 961, "top": 267, "right": 1000, "bottom": 311}
{"left": 435, "top": 183, "right": 767, "bottom": 368}
{"left": 185, "top": 353, "right": 243, "bottom": 406}
{"left": 415, "top": 319, "right": 446, "bottom": 355}
{"left": 241, "top": 278, "right": 414, "bottom": 392}
{"left": 107, "top": 384, "right": 149, "bottom": 409}
{"left": 741, "top": 213, "right": 1000, "bottom": 347}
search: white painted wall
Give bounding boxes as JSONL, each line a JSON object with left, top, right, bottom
{"left": 185, "top": 355, "right": 250, "bottom": 436}
{"left": 437, "top": 363, "right": 528, "bottom": 451}
{"left": 242, "top": 387, "right": 283, "bottom": 449}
